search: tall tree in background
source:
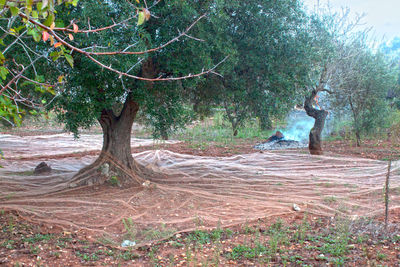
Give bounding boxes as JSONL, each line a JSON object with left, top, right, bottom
{"left": 330, "top": 39, "right": 398, "bottom": 146}
{"left": 192, "top": 0, "right": 312, "bottom": 136}
{"left": 302, "top": 8, "right": 364, "bottom": 155}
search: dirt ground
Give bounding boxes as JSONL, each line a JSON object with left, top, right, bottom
{"left": 1, "top": 132, "right": 400, "bottom": 266}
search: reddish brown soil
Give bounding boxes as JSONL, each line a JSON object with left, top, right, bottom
{"left": 323, "top": 139, "right": 400, "bottom": 160}
{"left": 134, "top": 138, "right": 400, "bottom": 160}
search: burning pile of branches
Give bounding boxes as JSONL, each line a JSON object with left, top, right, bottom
{"left": 254, "top": 131, "right": 307, "bottom": 150}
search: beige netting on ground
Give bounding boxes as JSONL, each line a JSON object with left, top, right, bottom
{"left": 0, "top": 134, "right": 399, "bottom": 246}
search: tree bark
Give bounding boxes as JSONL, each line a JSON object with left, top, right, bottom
{"left": 304, "top": 90, "right": 328, "bottom": 155}
{"left": 348, "top": 96, "right": 361, "bottom": 147}
{"left": 69, "top": 98, "right": 143, "bottom": 187}
{"left": 259, "top": 115, "right": 272, "bottom": 131}
{"left": 160, "top": 130, "right": 169, "bottom": 140}
{"left": 99, "top": 99, "right": 139, "bottom": 170}
{"left": 233, "top": 128, "right": 238, "bottom": 136}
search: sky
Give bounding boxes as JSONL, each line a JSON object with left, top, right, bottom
{"left": 302, "top": 0, "right": 400, "bottom": 43}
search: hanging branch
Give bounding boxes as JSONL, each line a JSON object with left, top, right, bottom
{"left": 16, "top": 13, "right": 225, "bottom": 83}
{"left": 19, "top": 13, "right": 207, "bottom": 56}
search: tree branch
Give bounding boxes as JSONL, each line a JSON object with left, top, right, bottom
{"left": 17, "top": 13, "right": 225, "bottom": 82}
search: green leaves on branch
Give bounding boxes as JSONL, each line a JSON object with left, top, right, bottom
{"left": 27, "top": 26, "right": 42, "bottom": 42}
{"left": 0, "top": 67, "right": 9, "bottom": 80}
{"left": 50, "top": 46, "right": 74, "bottom": 68}
{"left": 9, "top": 6, "right": 19, "bottom": 16}
{"left": 0, "top": 96, "right": 25, "bottom": 126}
{"left": 20, "top": 75, "right": 56, "bottom": 95}
{"left": 137, "top": 8, "right": 150, "bottom": 26}
{"left": 64, "top": 54, "right": 74, "bottom": 68}
{"left": 0, "top": 0, "right": 79, "bottom": 84}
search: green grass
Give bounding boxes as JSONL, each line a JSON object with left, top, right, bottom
{"left": 1, "top": 239, "right": 15, "bottom": 249}
{"left": 22, "top": 233, "right": 53, "bottom": 243}
{"left": 227, "top": 242, "right": 268, "bottom": 260}
{"left": 117, "top": 251, "right": 140, "bottom": 261}
{"left": 75, "top": 251, "right": 99, "bottom": 261}
{"left": 186, "top": 228, "right": 229, "bottom": 244}
{"left": 323, "top": 196, "right": 338, "bottom": 203}
{"left": 376, "top": 251, "right": 387, "bottom": 261}
{"left": 107, "top": 175, "right": 120, "bottom": 187}
{"left": 122, "top": 217, "right": 137, "bottom": 241}
{"left": 172, "top": 112, "right": 273, "bottom": 147}
{"left": 142, "top": 224, "right": 176, "bottom": 241}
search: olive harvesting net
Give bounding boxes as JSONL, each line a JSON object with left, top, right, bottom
{"left": 0, "top": 134, "right": 399, "bottom": 246}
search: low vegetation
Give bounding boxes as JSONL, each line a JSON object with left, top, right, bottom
{"left": 1, "top": 210, "right": 400, "bottom": 266}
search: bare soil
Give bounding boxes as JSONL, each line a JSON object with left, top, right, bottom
{"left": 1, "top": 133, "right": 400, "bottom": 266}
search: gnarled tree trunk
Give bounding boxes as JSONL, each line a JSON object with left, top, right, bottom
{"left": 69, "top": 98, "right": 144, "bottom": 187}
{"left": 304, "top": 89, "right": 328, "bottom": 155}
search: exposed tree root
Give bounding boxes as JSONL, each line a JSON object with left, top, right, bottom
{"left": 68, "top": 152, "right": 148, "bottom": 188}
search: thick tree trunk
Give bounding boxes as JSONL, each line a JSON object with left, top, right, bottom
{"left": 160, "top": 130, "right": 169, "bottom": 140}
{"left": 304, "top": 90, "right": 328, "bottom": 155}
{"left": 355, "top": 131, "right": 361, "bottom": 147}
{"left": 69, "top": 99, "right": 143, "bottom": 187}
{"left": 259, "top": 115, "right": 272, "bottom": 131}
{"left": 98, "top": 102, "right": 137, "bottom": 171}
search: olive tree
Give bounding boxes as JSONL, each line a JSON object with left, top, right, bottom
{"left": 330, "top": 39, "right": 398, "bottom": 146}
{"left": 48, "top": 0, "right": 224, "bottom": 186}
{"left": 191, "top": 0, "right": 312, "bottom": 136}
{"left": 302, "top": 8, "right": 366, "bottom": 154}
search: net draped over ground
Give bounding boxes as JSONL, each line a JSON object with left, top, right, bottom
{"left": 0, "top": 134, "right": 399, "bottom": 245}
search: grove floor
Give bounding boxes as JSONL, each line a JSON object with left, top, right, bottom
{"left": 1, "top": 132, "right": 400, "bottom": 266}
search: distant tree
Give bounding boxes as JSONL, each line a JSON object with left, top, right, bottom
{"left": 380, "top": 37, "right": 400, "bottom": 108}
{"left": 192, "top": 0, "right": 312, "bottom": 136}
{"left": 330, "top": 39, "right": 398, "bottom": 146}
{"left": 302, "top": 8, "right": 366, "bottom": 154}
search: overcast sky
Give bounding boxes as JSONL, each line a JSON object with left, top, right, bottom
{"left": 302, "top": 0, "right": 400, "bottom": 42}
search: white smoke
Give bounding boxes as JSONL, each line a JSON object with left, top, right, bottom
{"left": 277, "top": 109, "right": 333, "bottom": 142}
{"left": 278, "top": 110, "right": 314, "bottom": 142}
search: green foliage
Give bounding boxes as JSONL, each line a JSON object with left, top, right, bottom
{"left": 228, "top": 243, "right": 268, "bottom": 260}
{"left": 75, "top": 251, "right": 99, "bottom": 261}
{"left": 107, "top": 176, "right": 120, "bottom": 187}
{"left": 193, "top": 0, "right": 313, "bottom": 135}
{"left": 330, "top": 40, "right": 398, "bottom": 144}
{"left": 122, "top": 218, "right": 136, "bottom": 241}
{"left": 0, "top": 96, "right": 25, "bottom": 127}
{"left": 173, "top": 111, "right": 273, "bottom": 149}
{"left": 0, "top": 0, "right": 79, "bottom": 126}
{"left": 50, "top": 0, "right": 215, "bottom": 137}
{"left": 22, "top": 233, "right": 53, "bottom": 243}
{"left": 376, "top": 251, "right": 387, "bottom": 261}
{"left": 142, "top": 224, "right": 176, "bottom": 241}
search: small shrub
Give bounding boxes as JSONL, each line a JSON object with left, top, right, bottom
{"left": 107, "top": 175, "right": 120, "bottom": 187}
